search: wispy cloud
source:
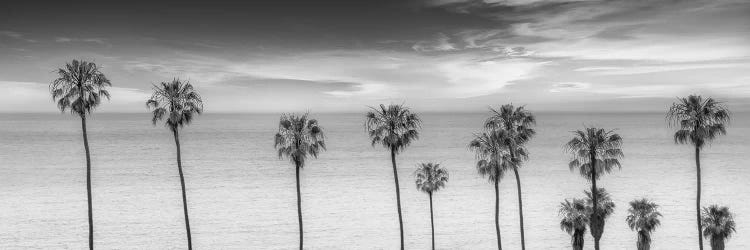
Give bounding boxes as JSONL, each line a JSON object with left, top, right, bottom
{"left": 0, "top": 31, "right": 37, "bottom": 43}
{"left": 575, "top": 62, "right": 750, "bottom": 75}
{"left": 0, "top": 80, "right": 149, "bottom": 112}
{"left": 549, "top": 82, "right": 591, "bottom": 92}
{"left": 412, "top": 33, "right": 457, "bottom": 52}
{"left": 421, "top": 0, "right": 750, "bottom": 62}
{"left": 120, "top": 49, "right": 544, "bottom": 99}
{"left": 55, "top": 37, "right": 111, "bottom": 47}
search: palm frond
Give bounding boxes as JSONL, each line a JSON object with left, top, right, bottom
{"left": 564, "top": 127, "right": 624, "bottom": 180}
{"left": 414, "top": 162, "right": 449, "bottom": 194}
{"left": 584, "top": 188, "right": 616, "bottom": 219}
{"left": 667, "top": 95, "right": 731, "bottom": 148}
{"left": 701, "top": 205, "right": 736, "bottom": 240}
{"left": 626, "top": 198, "right": 662, "bottom": 233}
{"left": 559, "top": 198, "right": 589, "bottom": 235}
{"left": 364, "top": 104, "right": 421, "bottom": 153}
{"left": 50, "top": 60, "right": 111, "bottom": 116}
{"left": 469, "top": 130, "right": 516, "bottom": 184}
{"left": 146, "top": 79, "right": 204, "bottom": 131}
{"left": 274, "top": 113, "right": 326, "bottom": 168}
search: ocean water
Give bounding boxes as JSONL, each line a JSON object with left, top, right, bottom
{"left": 0, "top": 112, "right": 747, "bottom": 249}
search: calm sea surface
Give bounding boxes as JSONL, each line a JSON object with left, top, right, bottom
{"left": 0, "top": 112, "right": 747, "bottom": 249}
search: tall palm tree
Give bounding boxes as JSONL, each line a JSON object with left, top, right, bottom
{"left": 365, "top": 104, "right": 421, "bottom": 250}
{"left": 414, "top": 162, "right": 449, "bottom": 250}
{"left": 274, "top": 113, "right": 326, "bottom": 250}
{"left": 559, "top": 198, "right": 589, "bottom": 250}
{"left": 469, "top": 129, "right": 517, "bottom": 250}
{"left": 667, "top": 95, "right": 730, "bottom": 250}
{"left": 146, "top": 79, "right": 203, "bottom": 250}
{"left": 484, "top": 104, "right": 535, "bottom": 250}
{"left": 565, "top": 128, "right": 623, "bottom": 250}
{"left": 701, "top": 205, "right": 736, "bottom": 250}
{"left": 50, "top": 60, "right": 111, "bottom": 250}
{"left": 626, "top": 199, "right": 662, "bottom": 250}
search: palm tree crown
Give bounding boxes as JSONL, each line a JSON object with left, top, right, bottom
{"left": 468, "top": 129, "right": 521, "bottom": 183}
{"left": 702, "top": 205, "right": 736, "bottom": 240}
{"left": 274, "top": 113, "right": 326, "bottom": 167}
{"left": 365, "top": 104, "right": 421, "bottom": 152}
{"left": 559, "top": 198, "right": 589, "bottom": 235}
{"left": 146, "top": 79, "right": 203, "bottom": 131}
{"left": 565, "top": 128, "right": 623, "bottom": 180}
{"left": 484, "top": 104, "right": 536, "bottom": 149}
{"left": 414, "top": 163, "right": 449, "bottom": 194}
{"left": 667, "top": 95, "right": 730, "bottom": 148}
{"left": 626, "top": 199, "right": 662, "bottom": 233}
{"left": 585, "top": 188, "right": 616, "bottom": 219}
{"left": 50, "top": 59, "right": 111, "bottom": 115}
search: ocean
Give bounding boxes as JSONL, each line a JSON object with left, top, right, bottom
{"left": 0, "top": 112, "right": 747, "bottom": 249}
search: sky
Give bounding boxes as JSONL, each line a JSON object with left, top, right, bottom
{"left": 1, "top": 0, "right": 749, "bottom": 113}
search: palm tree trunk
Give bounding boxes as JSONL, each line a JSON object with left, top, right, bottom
{"left": 429, "top": 192, "right": 435, "bottom": 250}
{"left": 710, "top": 236, "right": 723, "bottom": 250}
{"left": 173, "top": 128, "right": 192, "bottom": 250}
{"left": 390, "top": 147, "right": 404, "bottom": 250}
{"left": 572, "top": 230, "right": 584, "bottom": 250}
{"left": 637, "top": 230, "right": 651, "bottom": 250}
{"left": 512, "top": 168, "right": 526, "bottom": 250}
{"left": 80, "top": 115, "right": 94, "bottom": 250}
{"left": 695, "top": 146, "right": 703, "bottom": 250}
{"left": 590, "top": 152, "right": 600, "bottom": 250}
{"left": 295, "top": 161, "right": 304, "bottom": 250}
{"left": 507, "top": 149, "right": 526, "bottom": 250}
{"left": 494, "top": 176, "right": 502, "bottom": 250}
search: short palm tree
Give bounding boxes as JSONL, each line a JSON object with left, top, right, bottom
{"left": 702, "top": 205, "right": 736, "bottom": 250}
{"left": 667, "top": 95, "right": 730, "bottom": 250}
{"left": 484, "top": 104, "right": 535, "bottom": 250}
{"left": 414, "top": 162, "right": 449, "bottom": 250}
{"left": 469, "top": 129, "right": 517, "bottom": 250}
{"left": 50, "top": 60, "right": 111, "bottom": 250}
{"left": 146, "top": 79, "right": 203, "bottom": 250}
{"left": 584, "top": 188, "right": 616, "bottom": 249}
{"left": 626, "top": 199, "right": 662, "bottom": 250}
{"left": 365, "top": 104, "right": 420, "bottom": 250}
{"left": 274, "top": 113, "right": 326, "bottom": 250}
{"left": 559, "top": 198, "right": 589, "bottom": 250}
{"left": 565, "top": 128, "right": 623, "bottom": 250}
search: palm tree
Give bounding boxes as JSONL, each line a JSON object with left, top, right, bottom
{"left": 146, "top": 79, "right": 203, "bottom": 250}
{"left": 365, "top": 104, "right": 421, "bottom": 250}
{"left": 559, "top": 198, "right": 589, "bottom": 250}
{"left": 414, "top": 162, "right": 449, "bottom": 250}
{"left": 469, "top": 129, "right": 517, "bottom": 250}
{"left": 565, "top": 128, "right": 623, "bottom": 250}
{"left": 667, "top": 95, "right": 730, "bottom": 250}
{"left": 484, "top": 104, "right": 535, "bottom": 250}
{"left": 585, "top": 188, "right": 616, "bottom": 250}
{"left": 701, "top": 205, "right": 736, "bottom": 250}
{"left": 50, "top": 60, "right": 111, "bottom": 250}
{"left": 274, "top": 113, "right": 326, "bottom": 250}
{"left": 626, "top": 199, "right": 662, "bottom": 250}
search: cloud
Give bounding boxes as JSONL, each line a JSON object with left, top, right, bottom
{"left": 0, "top": 80, "right": 149, "bottom": 112}
{"left": 55, "top": 37, "right": 111, "bottom": 46}
{"left": 0, "top": 30, "right": 37, "bottom": 43}
{"left": 574, "top": 62, "right": 750, "bottom": 75}
{"left": 421, "top": 0, "right": 750, "bottom": 62}
{"left": 424, "top": 0, "right": 597, "bottom": 7}
{"left": 412, "top": 33, "right": 457, "bottom": 52}
{"left": 119, "top": 49, "right": 544, "bottom": 100}
{"left": 549, "top": 82, "right": 590, "bottom": 92}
